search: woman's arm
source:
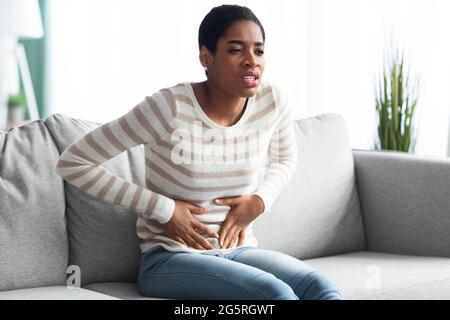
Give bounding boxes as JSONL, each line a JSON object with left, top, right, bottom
{"left": 55, "top": 96, "right": 175, "bottom": 224}
{"left": 216, "top": 86, "right": 298, "bottom": 248}
{"left": 253, "top": 86, "right": 298, "bottom": 215}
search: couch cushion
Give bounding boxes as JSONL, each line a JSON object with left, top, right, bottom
{"left": 253, "top": 113, "right": 366, "bottom": 259}
{"left": 0, "top": 121, "right": 68, "bottom": 291}
{"left": 305, "top": 251, "right": 450, "bottom": 299}
{"left": 45, "top": 114, "right": 144, "bottom": 286}
{"left": 83, "top": 282, "right": 165, "bottom": 300}
{"left": 0, "top": 286, "right": 119, "bottom": 300}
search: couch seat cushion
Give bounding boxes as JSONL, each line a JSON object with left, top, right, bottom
{"left": 83, "top": 282, "right": 166, "bottom": 300}
{"left": 0, "top": 286, "right": 119, "bottom": 300}
{"left": 305, "top": 251, "right": 450, "bottom": 299}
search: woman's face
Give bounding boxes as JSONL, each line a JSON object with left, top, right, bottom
{"left": 202, "top": 20, "right": 265, "bottom": 98}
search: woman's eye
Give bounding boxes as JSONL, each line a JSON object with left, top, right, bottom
{"left": 229, "top": 48, "right": 264, "bottom": 55}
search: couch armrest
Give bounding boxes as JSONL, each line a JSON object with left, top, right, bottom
{"left": 352, "top": 149, "right": 450, "bottom": 258}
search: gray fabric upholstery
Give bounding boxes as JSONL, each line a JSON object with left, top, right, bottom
{"left": 254, "top": 113, "right": 366, "bottom": 259}
{"left": 87, "top": 252, "right": 450, "bottom": 300}
{"left": 3, "top": 112, "right": 450, "bottom": 300}
{"left": 353, "top": 150, "right": 450, "bottom": 258}
{"left": 85, "top": 253, "right": 450, "bottom": 300}
{"left": 0, "top": 286, "right": 119, "bottom": 300}
{"left": 83, "top": 282, "right": 166, "bottom": 300}
{"left": 305, "top": 251, "right": 450, "bottom": 300}
{"left": 0, "top": 121, "right": 68, "bottom": 292}
{"left": 45, "top": 114, "right": 144, "bottom": 286}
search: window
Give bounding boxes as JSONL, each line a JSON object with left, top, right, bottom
{"left": 49, "top": 0, "right": 450, "bottom": 156}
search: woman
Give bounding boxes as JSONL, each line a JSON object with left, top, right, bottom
{"left": 56, "top": 4, "right": 343, "bottom": 300}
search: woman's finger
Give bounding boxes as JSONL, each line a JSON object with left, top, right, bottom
{"left": 189, "top": 205, "right": 209, "bottom": 215}
{"left": 183, "top": 233, "right": 204, "bottom": 250}
{"left": 223, "top": 227, "right": 239, "bottom": 249}
{"left": 218, "top": 218, "right": 232, "bottom": 247}
{"left": 190, "top": 228, "right": 213, "bottom": 250}
{"left": 192, "top": 220, "right": 219, "bottom": 239}
{"left": 237, "top": 229, "right": 246, "bottom": 247}
{"left": 228, "top": 234, "right": 239, "bottom": 249}
{"left": 215, "top": 196, "right": 241, "bottom": 206}
{"left": 174, "top": 236, "right": 187, "bottom": 246}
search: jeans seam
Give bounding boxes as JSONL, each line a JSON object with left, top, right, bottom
{"left": 139, "top": 270, "right": 271, "bottom": 300}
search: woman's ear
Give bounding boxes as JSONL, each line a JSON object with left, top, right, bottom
{"left": 199, "top": 45, "right": 212, "bottom": 69}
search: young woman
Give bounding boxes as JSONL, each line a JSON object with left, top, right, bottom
{"left": 56, "top": 4, "right": 343, "bottom": 300}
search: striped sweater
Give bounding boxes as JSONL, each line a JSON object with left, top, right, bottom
{"left": 56, "top": 80, "right": 298, "bottom": 255}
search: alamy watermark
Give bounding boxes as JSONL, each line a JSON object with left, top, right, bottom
{"left": 366, "top": 264, "right": 382, "bottom": 290}
{"left": 66, "top": 265, "right": 81, "bottom": 289}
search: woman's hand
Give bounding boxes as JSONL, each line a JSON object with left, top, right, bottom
{"left": 215, "top": 195, "right": 265, "bottom": 249}
{"left": 162, "top": 199, "right": 219, "bottom": 250}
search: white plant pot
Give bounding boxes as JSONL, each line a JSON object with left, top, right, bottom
{"left": 7, "top": 107, "right": 25, "bottom": 123}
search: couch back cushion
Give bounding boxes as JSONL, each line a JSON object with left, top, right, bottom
{"left": 45, "top": 114, "right": 144, "bottom": 286}
{"left": 253, "top": 113, "right": 367, "bottom": 259}
{"left": 0, "top": 122, "right": 68, "bottom": 291}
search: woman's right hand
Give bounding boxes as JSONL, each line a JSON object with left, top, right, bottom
{"left": 162, "top": 199, "right": 219, "bottom": 250}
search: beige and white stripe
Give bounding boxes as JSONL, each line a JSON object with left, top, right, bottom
{"left": 56, "top": 80, "right": 297, "bottom": 255}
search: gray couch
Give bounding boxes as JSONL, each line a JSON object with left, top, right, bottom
{"left": 1, "top": 112, "right": 450, "bottom": 300}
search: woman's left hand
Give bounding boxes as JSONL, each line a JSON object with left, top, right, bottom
{"left": 215, "top": 194, "right": 265, "bottom": 249}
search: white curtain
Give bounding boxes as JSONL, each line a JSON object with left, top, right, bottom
{"left": 48, "top": 0, "right": 450, "bottom": 156}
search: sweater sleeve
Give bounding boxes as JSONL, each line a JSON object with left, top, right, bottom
{"left": 253, "top": 86, "right": 298, "bottom": 215}
{"left": 55, "top": 97, "right": 176, "bottom": 224}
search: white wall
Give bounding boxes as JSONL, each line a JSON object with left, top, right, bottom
{"left": 48, "top": 0, "right": 450, "bottom": 156}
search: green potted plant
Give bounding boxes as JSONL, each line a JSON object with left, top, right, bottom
{"left": 374, "top": 44, "right": 420, "bottom": 153}
{"left": 7, "top": 91, "right": 27, "bottom": 124}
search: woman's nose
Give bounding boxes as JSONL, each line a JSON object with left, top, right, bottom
{"left": 244, "top": 53, "right": 259, "bottom": 68}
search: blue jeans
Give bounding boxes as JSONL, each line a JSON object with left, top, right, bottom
{"left": 137, "top": 245, "right": 343, "bottom": 300}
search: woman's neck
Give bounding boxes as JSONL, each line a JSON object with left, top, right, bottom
{"left": 193, "top": 80, "right": 248, "bottom": 127}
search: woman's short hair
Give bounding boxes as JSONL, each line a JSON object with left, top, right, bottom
{"left": 198, "top": 5, "right": 265, "bottom": 76}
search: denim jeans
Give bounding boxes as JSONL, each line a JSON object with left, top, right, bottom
{"left": 137, "top": 245, "right": 343, "bottom": 300}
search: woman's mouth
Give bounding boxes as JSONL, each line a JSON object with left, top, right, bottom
{"left": 240, "top": 73, "right": 259, "bottom": 88}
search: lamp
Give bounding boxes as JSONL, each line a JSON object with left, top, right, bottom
{"left": 0, "top": 0, "right": 44, "bottom": 127}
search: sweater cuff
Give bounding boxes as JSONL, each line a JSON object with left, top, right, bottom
{"left": 151, "top": 196, "right": 175, "bottom": 224}
{"left": 253, "top": 187, "right": 275, "bottom": 216}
